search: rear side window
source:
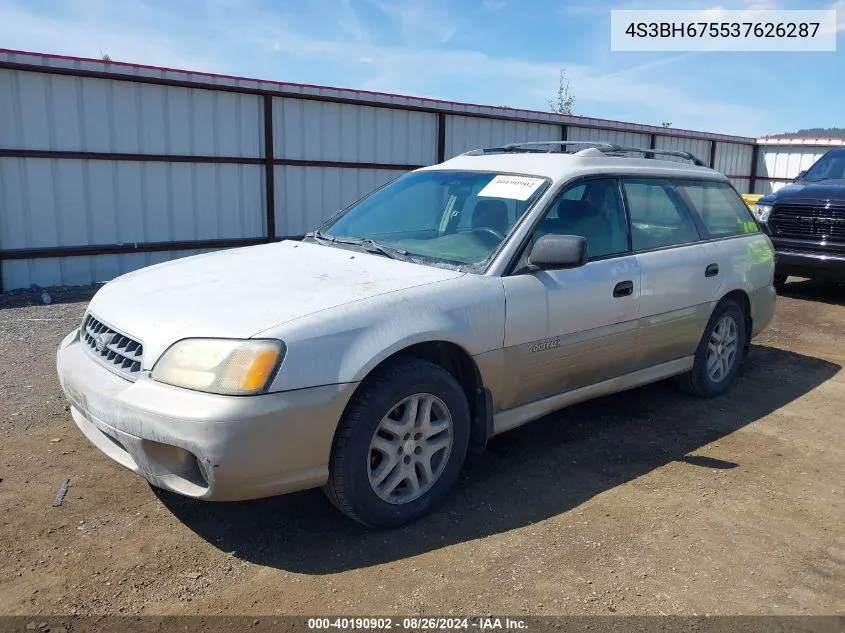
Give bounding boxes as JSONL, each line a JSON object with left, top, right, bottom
{"left": 676, "top": 180, "right": 759, "bottom": 237}
{"left": 621, "top": 180, "right": 700, "bottom": 251}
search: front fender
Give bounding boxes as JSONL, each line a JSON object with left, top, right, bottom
{"left": 265, "top": 275, "right": 506, "bottom": 392}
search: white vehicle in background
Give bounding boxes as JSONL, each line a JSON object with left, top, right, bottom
{"left": 57, "top": 141, "right": 776, "bottom": 528}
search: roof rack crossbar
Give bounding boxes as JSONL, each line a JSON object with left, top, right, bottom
{"left": 593, "top": 146, "right": 707, "bottom": 166}
{"left": 460, "top": 140, "right": 616, "bottom": 156}
{"left": 458, "top": 140, "right": 708, "bottom": 166}
{"left": 503, "top": 141, "right": 616, "bottom": 150}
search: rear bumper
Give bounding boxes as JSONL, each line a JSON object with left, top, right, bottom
{"left": 774, "top": 247, "right": 845, "bottom": 281}
{"left": 57, "top": 329, "right": 358, "bottom": 501}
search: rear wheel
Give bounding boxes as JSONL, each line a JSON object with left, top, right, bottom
{"left": 324, "top": 357, "right": 470, "bottom": 528}
{"left": 675, "top": 299, "right": 747, "bottom": 398}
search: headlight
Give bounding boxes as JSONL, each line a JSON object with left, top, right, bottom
{"left": 753, "top": 204, "right": 773, "bottom": 223}
{"left": 151, "top": 338, "right": 285, "bottom": 395}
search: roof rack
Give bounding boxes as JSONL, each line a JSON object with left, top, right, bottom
{"left": 460, "top": 141, "right": 614, "bottom": 156}
{"left": 599, "top": 146, "right": 708, "bottom": 167}
{"left": 460, "top": 140, "right": 707, "bottom": 167}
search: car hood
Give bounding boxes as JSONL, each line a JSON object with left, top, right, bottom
{"left": 764, "top": 180, "right": 845, "bottom": 205}
{"left": 87, "top": 240, "right": 464, "bottom": 366}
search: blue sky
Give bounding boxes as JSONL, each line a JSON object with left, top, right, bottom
{"left": 0, "top": 0, "right": 843, "bottom": 136}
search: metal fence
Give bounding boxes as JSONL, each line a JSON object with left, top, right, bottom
{"left": 0, "top": 49, "right": 765, "bottom": 291}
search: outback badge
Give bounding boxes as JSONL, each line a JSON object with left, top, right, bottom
{"left": 532, "top": 338, "right": 561, "bottom": 353}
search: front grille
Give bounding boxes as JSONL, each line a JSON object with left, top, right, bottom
{"left": 770, "top": 204, "right": 845, "bottom": 242}
{"left": 81, "top": 314, "right": 143, "bottom": 380}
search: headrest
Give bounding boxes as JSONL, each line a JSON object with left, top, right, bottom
{"left": 472, "top": 199, "right": 508, "bottom": 231}
{"left": 555, "top": 199, "right": 596, "bottom": 219}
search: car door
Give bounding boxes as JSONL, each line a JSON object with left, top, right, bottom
{"left": 621, "top": 178, "right": 716, "bottom": 369}
{"left": 675, "top": 178, "right": 767, "bottom": 297}
{"left": 499, "top": 178, "right": 642, "bottom": 411}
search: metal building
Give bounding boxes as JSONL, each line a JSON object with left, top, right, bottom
{"left": 0, "top": 49, "right": 764, "bottom": 291}
{"left": 753, "top": 137, "right": 845, "bottom": 196}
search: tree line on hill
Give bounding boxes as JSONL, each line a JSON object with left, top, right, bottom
{"left": 775, "top": 127, "right": 845, "bottom": 138}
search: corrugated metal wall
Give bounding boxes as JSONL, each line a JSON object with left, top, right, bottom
{"left": 0, "top": 65, "right": 269, "bottom": 289}
{"left": 715, "top": 142, "right": 754, "bottom": 194}
{"left": 0, "top": 158, "right": 265, "bottom": 244}
{"left": 754, "top": 144, "right": 835, "bottom": 195}
{"left": 0, "top": 249, "right": 214, "bottom": 292}
{"left": 1, "top": 50, "right": 764, "bottom": 291}
{"left": 443, "top": 115, "right": 560, "bottom": 158}
{"left": 653, "top": 135, "right": 711, "bottom": 165}
{"left": 0, "top": 71, "right": 263, "bottom": 156}
{"left": 274, "top": 167, "right": 399, "bottom": 236}
{"left": 273, "top": 98, "right": 437, "bottom": 165}
{"left": 567, "top": 126, "right": 653, "bottom": 160}
{"left": 567, "top": 126, "right": 650, "bottom": 149}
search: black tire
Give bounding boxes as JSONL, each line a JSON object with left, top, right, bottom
{"left": 323, "top": 357, "right": 470, "bottom": 528}
{"left": 773, "top": 274, "right": 788, "bottom": 293}
{"left": 675, "top": 299, "right": 747, "bottom": 398}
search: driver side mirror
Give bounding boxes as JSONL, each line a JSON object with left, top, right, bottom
{"left": 527, "top": 234, "right": 588, "bottom": 271}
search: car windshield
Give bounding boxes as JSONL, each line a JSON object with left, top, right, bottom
{"left": 317, "top": 170, "right": 549, "bottom": 269}
{"left": 801, "top": 149, "right": 845, "bottom": 181}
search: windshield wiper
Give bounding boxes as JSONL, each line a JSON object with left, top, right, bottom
{"left": 310, "top": 231, "right": 410, "bottom": 261}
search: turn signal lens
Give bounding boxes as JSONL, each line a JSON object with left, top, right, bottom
{"left": 242, "top": 349, "right": 282, "bottom": 392}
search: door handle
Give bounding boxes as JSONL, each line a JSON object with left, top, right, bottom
{"left": 613, "top": 280, "right": 634, "bottom": 298}
{"left": 705, "top": 263, "right": 719, "bottom": 277}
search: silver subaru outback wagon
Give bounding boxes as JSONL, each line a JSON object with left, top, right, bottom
{"left": 57, "top": 141, "right": 776, "bottom": 527}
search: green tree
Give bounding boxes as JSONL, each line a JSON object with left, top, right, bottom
{"left": 778, "top": 127, "right": 845, "bottom": 138}
{"left": 548, "top": 68, "right": 575, "bottom": 115}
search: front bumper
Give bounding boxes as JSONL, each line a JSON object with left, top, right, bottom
{"left": 774, "top": 248, "right": 845, "bottom": 281}
{"left": 56, "top": 330, "right": 358, "bottom": 501}
{"left": 769, "top": 235, "right": 845, "bottom": 281}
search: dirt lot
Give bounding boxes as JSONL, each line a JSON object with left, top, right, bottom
{"left": 0, "top": 281, "right": 843, "bottom": 617}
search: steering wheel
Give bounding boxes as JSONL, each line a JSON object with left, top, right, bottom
{"left": 471, "top": 227, "right": 506, "bottom": 243}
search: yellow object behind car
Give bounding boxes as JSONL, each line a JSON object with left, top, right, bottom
{"left": 742, "top": 193, "right": 763, "bottom": 209}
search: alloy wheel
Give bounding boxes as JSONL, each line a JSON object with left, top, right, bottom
{"left": 367, "top": 393, "right": 454, "bottom": 504}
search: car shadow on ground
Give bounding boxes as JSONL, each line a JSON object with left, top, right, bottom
{"left": 156, "top": 344, "right": 840, "bottom": 574}
{"left": 780, "top": 278, "right": 845, "bottom": 307}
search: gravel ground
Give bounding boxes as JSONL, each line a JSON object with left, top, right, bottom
{"left": 0, "top": 280, "right": 843, "bottom": 616}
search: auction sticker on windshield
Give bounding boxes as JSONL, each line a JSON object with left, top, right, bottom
{"left": 478, "top": 175, "right": 545, "bottom": 200}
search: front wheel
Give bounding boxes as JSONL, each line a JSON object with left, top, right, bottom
{"left": 675, "top": 299, "right": 747, "bottom": 398}
{"left": 323, "top": 357, "right": 470, "bottom": 528}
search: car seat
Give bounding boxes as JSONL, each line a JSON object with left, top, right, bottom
{"left": 550, "top": 199, "right": 614, "bottom": 257}
{"left": 471, "top": 200, "right": 509, "bottom": 236}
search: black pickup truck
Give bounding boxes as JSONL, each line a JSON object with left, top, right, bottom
{"left": 753, "top": 147, "right": 845, "bottom": 291}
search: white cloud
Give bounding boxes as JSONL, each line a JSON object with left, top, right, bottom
{"left": 366, "top": 0, "right": 457, "bottom": 44}
{"left": 335, "top": 0, "right": 371, "bottom": 44}
{"left": 0, "top": 0, "right": 772, "bottom": 135}
{"left": 0, "top": 0, "right": 213, "bottom": 70}
{"left": 830, "top": 0, "right": 845, "bottom": 31}
{"left": 734, "top": 0, "right": 781, "bottom": 8}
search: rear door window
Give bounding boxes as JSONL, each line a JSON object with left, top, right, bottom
{"left": 621, "top": 179, "right": 701, "bottom": 251}
{"left": 676, "top": 180, "right": 759, "bottom": 237}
